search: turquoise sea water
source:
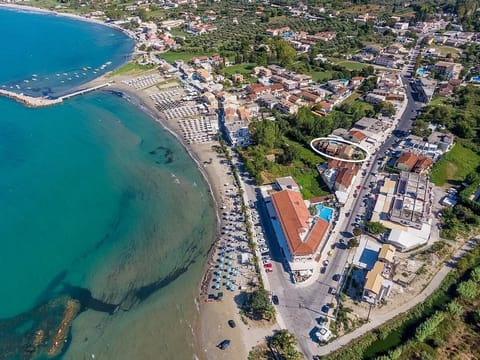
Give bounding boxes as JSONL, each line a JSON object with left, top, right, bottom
{"left": 0, "top": 8, "right": 133, "bottom": 97}
{"left": 0, "top": 8, "right": 216, "bottom": 360}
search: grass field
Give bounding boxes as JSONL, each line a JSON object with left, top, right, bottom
{"left": 260, "top": 140, "right": 329, "bottom": 199}
{"left": 329, "top": 58, "right": 369, "bottom": 71}
{"left": 310, "top": 70, "right": 335, "bottom": 82}
{"left": 341, "top": 91, "right": 362, "bottom": 105}
{"left": 429, "top": 96, "right": 450, "bottom": 106}
{"left": 224, "top": 63, "right": 257, "bottom": 76}
{"left": 107, "top": 62, "right": 156, "bottom": 76}
{"left": 159, "top": 51, "right": 209, "bottom": 63}
{"left": 431, "top": 142, "right": 480, "bottom": 186}
{"left": 432, "top": 45, "right": 461, "bottom": 58}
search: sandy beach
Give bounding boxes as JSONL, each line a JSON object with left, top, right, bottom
{"left": 0, "top": 4, "right": 276, "bottom": 356}
{"left": 102, "top": 76, "right": 282, "bottom": 358}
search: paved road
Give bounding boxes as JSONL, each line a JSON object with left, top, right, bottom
{"left": 229, "top": 48, "right": 426, "bottom": 359}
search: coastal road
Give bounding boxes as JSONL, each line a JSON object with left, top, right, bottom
{"left": 231, "top": 68, "right": 423, "bottom": 359}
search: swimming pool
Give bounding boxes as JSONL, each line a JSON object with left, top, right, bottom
{"left": 316, "top": 204, "right": 334, "bottom": 222}
{"left": 416, "top": 68, "right": 426, "bottom": 76}
{"left": 471, "top": 76, "right": 480, "bottom": 82}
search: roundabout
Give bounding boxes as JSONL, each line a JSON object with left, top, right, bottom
{"left": 310, "top": 136, "right": 371, "bottom": 163}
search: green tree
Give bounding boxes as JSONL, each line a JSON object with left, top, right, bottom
{"left": 415, "top": 311, "right": 445, "bottom": 342}
{"left": 365, "top": 221, "right": 387, "bottom": 235}
{"left": 348, "top": 237, "right": 359, "bottom": 249}
{"left": 270, "top": 330, "right": 302, "bottom": 360}
{"left": 273, "top": 39, "right": 296, "bottom": 67}
{"left": 244, "top": 288, "right": 276, "bottom": 321}
{"left": 457, "top": 280, "right": 479, "bottom": 299}
{"left": 352, "top": 227, "right": 362, "bottom": 237}
{"left": 447, "top": 299, "right": 464, "bottom": 318}
{"left": 471, "top": 266, "right": 480, "bottom": 282}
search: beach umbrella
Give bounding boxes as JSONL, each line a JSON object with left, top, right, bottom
{"left": 219, "top": 264, "right": 223, "bottom": 269}
{"left": 214, "top": 284, "right": 220, "bottom": 290}
{"left": 225, "top": 274, "right": 230, "bottom": 279}
{"left": 227, "top": 261, "right": 232, "bottom": 266}
{"left": 231, "top": 285, "right": 236, "bottom": 291}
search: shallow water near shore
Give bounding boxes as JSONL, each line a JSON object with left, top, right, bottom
{"left": 0, "top": 7, "right": 134, "bottom": 97}
{"left": 0, "top": 8, "right": 216, "bottom": 360}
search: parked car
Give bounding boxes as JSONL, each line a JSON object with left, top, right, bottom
{"left": 228, "top": 320, "right": 236, "bottom": 328}
{"left": 323, "top": 259, "right": 330, "bottom": 266}
{"left": 329, "top": 287, "right": 337, "bottom": 295}
{"left": 218, "top": 339, "right": 231, "bottom": 350}
{"left": 272, "top": 295, "right": 279, "bottom": 305}
{"left": 264, "top": 263, "right": 272, "bottom": 268}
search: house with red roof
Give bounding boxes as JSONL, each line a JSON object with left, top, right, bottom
{"left": 270, "top": 189, "right": 329, "bottom": 271}
{"left": 346, "top": 130, "right": 368, "bottom": 143}
{"left": 318, "top": 101, "right": 333, "bottom": 115}
{"left": 396, "top": 152, "right": 419, "bottom": 172}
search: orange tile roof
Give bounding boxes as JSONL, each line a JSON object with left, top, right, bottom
{"left": 301, "top": 91, "right": 321, "bottom": 102}
{"left": 413, "top": 156, "right": 433, "bottom": 172}
{"left": 327, "top": 159, "right": 359, "bottom": 171}
{"left": 271, "top": 190, "right": 329, "bottom": 256}
{"left": 348, "top": 130, "right": 367, "bottom": 141}
{"left": 335, "top": 168, "right": 356, "bottom": 188}
{"left": 248, "top": 83, "right": 269, "bottom": 94}
{"left": 319, "top": 101, "right": 333, "bottom": 109}
{"left": 270, "top": 83, "right": 284, "bottom": 91}
{"left": 397, "top": 152, "right": 419, "bottom": 170}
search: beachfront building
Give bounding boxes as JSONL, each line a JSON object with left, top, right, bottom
{"left": 268, "top": 183, "right": 329, "bottom": 273}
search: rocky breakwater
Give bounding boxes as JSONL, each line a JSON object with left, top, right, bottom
{"left": 0, "top": 89, "right": 62, "bottom": 107}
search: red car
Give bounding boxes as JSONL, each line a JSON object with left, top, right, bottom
{"left": 264, "top": 263, "right": 273, "bottom": 268}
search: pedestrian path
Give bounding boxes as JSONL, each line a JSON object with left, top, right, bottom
{"left": 316, "top": 239, "right": 476, "bottom": 356}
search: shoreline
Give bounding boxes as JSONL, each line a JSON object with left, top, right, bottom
{"left": 1, "top": 3, "right": 252, "bottom": 357}
{"left": 104, "top": 84, "right": 232, "bottom": 359}
{"left": 0, "top": 2, "right": 137, "bottom": 105}
{"left": 0, "top": 3, "right": 137, "bottom": 41}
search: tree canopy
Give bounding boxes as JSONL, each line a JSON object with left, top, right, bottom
{"left": 244, "top": 288, "right": 276, "bottom": 321}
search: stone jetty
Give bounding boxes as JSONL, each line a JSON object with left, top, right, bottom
{"left": 0, "top": 82, "right": 111, "bottom": 108}
{"left": 0, "top": 89, "right": 62, "bottom": 107}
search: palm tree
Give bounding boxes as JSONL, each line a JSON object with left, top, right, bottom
{"left": 270, "top": 330, "right": 299, "bottom": 359}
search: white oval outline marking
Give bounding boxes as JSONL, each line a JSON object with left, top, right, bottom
{"left": 310, "top": 137, "right": 371, "bottom": 163}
